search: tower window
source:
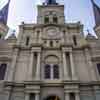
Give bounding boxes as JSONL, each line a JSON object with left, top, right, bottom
{"left": 73, "top": 35, "right": 77, "bottom": 46}
{"left": 53, "top": 16, "right": 58, "bottom": 23}
{"left": 53, "top": 64, "right": 59, "bottom": 79}
{"left": 97, "top": 63, "right": 100, "bottom": 75}
{"left": 45, "top": 64, "right": 51, "bottom": 79}
{"left": 70, "top": 93, "right": 75, "bottom": 100}
{"left": 44, "top": 17, "right": 49, "bottom": 24}
{"left": 0, "top": 63, "right": 7, "bottom": 80}
{"left": 26, "top": 36, "right": 30, "bottom": 46}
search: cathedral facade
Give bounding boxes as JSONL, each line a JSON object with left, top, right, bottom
{"left": 0, "top": 0, "right": 100, "bottom": 100}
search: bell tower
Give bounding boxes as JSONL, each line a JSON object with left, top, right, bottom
{"left": 37, "top": 0, "right": 65, "bottom": 24}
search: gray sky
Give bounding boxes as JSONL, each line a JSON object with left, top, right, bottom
{"left": 4, "top": 0, "right": 100, "bottom": 35}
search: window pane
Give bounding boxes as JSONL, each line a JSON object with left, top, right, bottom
{"left": 0, "top": 63, "right": 7, "bottom": 80}
{"left": 45, "top": 64, "right": 51, "bottom": 79}
{"left": 97, "top": 63, "right": 100, "bottom": 74}
{"left": 53, "top": 64, "right": 59, "bottom": 79}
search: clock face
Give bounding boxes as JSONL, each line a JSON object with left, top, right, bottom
{"left": 47, "top": 28, "right": 57, "bottom": 36}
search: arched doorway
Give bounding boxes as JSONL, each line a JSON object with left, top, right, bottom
{"left": 44, "top": 95, "right": 60, "bottom": 100}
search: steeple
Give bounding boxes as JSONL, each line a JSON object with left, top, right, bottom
{"left": 91, "top": 0, "right": 100, "bottom": 27}
{"left": 45, "top": 0, "right": 58, "bottom": 5}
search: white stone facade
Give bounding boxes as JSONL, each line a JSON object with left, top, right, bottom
{"left": 0, "top": 3, "right": 100, "bottom": 100}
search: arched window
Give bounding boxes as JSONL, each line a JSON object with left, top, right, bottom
{"left": 44, "top": 56, "right": 60, "bottom": 79}
{"left": 44, "top": 17, "right": 49, "bottom": 24}
{"left": 26, "top": 36, "right": 30, "bottom": 46}
{"left": 44, "top": 64, "right": 59, "bottom": 79}
{"left": 44, "top": 64, "right": 51, "bottom": 79}
{"left": 53, "top": 64, "right": 59, "bottom": 79}
{"left": 0, "top": 63, "right": 7, "bottom": 80}
{"left": 53, "top": 16, "right": 58, "bottom": 23}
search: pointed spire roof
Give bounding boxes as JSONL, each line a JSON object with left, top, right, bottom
{"left": 91, "top": 0, "right": 100, "bottom": 27}
{"left": 0, "top": 0, "right": 10, "bottom": 25}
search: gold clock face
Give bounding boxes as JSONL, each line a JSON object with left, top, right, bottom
{"left": 47, "top": 28, "right": 57, "bottom": 36}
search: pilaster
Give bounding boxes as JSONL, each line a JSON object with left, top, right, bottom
{"left": 69, "top": 51, "right": 78, "bottom": 80}
{"left": 36, "top": 52, "right": 41, "bottom": 80}
{"left": 8, "top": 48, "right": 19, "bottom": 81}
{"left": 64, "top": 92, "right": 69, "bottom": 100}
{"left": 25, "top": 93, "right": 30, "bottom": 100}
{"left": 62, "top": 52, "right": 70, "bottom": 80}
{"left": 27, "top": 50, "right": 34, "bottom": 81}
{"left": 84, "top": 48, "right": 97, "bottom": 81}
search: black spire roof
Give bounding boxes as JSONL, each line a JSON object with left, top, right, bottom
{"left": 91, "top": 0, "right": 100, "bottom": 27}
{"left": 45, "top": 0, "right": 58, "bottom": 5}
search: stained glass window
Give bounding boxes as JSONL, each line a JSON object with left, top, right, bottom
{"left": 53, "top": 64, "right": 59, "bottom": 79}
{"left": 45, "top": 64, "right": 51, "bottom": 79}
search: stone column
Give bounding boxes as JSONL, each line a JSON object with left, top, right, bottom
{"left": 65, "top": 93, "right": 69, "bottom": 100}
{"left": 28, "top": 50, "right": 34, "bottom": 80}
{"left": 8, "top": 48, "right": 19, "bottom": 81}
{"left": 36, "top": 52, "right": 41, "bottom": 80}
{"left": 17, "top": 25, "right": 23, "bottom": 45}
{"left": 63, "top": 52, "right": 70, "bottom": 80}
{"left": 35, "top": 93, "right": 40, "bottom": 100}
{"left": 25, "top": 93, "right": 30, "bottom": 100}
{"left": 69, "top": 52, "right": 77, "bottom": 80}
{"left": 75, "top": 93, "right": 80, "bottom": 100}
{"left": 39, "top": 31, "right": 42, "bottom": 44}
{"left": 85, "top": 48, "right": 97, "bottom": 81}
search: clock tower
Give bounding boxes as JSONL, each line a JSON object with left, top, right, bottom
{"left": 37, "top": 0, "right": 65, "bottom": 24}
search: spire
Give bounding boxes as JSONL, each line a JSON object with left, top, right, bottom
{"left": 0, "top": 0, "right": 10, "bottom": 25}
{"left": 45, "top": 0, "right": 58, "bottom": 5}
{"left": 91, "top": 0, "right": 100, "bottom": 27}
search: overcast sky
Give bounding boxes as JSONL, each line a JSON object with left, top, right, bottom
{"left": 1, "top": 0, "right": 100, "bottom": 35}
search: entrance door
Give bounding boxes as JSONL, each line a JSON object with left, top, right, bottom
{"left": 45, "top": 95, "right": 60, "bottom": 100}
